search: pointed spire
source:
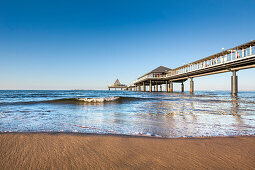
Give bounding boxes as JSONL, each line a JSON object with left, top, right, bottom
{"left": 114, "top": 79, "right": 121, "bottom": 86}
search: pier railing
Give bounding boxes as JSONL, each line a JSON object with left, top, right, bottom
{"left": 167, "top": 43, "right": 255, "bottom": 77}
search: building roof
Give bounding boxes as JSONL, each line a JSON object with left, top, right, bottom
{"left": 150, "top": 66, "right": 172, "bottom": 73}
{"left": 138, "top": 66, "right": 171, "bottom": 79}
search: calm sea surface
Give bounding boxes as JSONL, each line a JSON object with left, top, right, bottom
{"left": 0, "top": 90, "right": 255, "bottom": 137}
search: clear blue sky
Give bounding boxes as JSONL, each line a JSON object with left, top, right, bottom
{"left": 0, "top": 0, "right": 255, "bottom": 90}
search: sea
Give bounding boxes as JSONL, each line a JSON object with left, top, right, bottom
{"left": 0, "top": 90, "right": 255, "bottom": 138}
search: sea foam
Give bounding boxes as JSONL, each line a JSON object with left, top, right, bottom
{"left": 76, "top": 96, "right": 120, "bottom": 103}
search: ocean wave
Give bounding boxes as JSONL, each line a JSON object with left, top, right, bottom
{"left": 0, "top": 96, "right": 151, "bottom": 106}
{"left": 76, "top": 96, "right": 120, "bottom": 102}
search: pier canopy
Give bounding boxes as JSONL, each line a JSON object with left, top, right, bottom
{"left": 138, "top": 66, "right": 171, "bottom": 79}
{"left": 108, "top": 79, "right": 127, "bottom": 90}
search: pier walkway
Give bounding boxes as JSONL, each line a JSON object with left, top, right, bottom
{"left": 128, "top": 40, "right": 255, "bottom": 95}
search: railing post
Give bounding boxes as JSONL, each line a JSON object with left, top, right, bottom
{"left": 250, "top": 45, "right": 252, "bottom": 56}
{"left": 231, "top": 50, "right": 233, "bottom": 60}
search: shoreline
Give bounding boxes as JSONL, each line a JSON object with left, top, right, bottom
{"left": 0, "top": 131, "right": 255, "bottom": 139}
{"left": 1, "top": 132, "right": 254, "bottom": 169}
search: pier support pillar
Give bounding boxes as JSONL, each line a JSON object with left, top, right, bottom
{"left": 160, "top": 84, "right": 162, "bottom": 92}
{"left": 190, "top": 78, "right": 194, "bottom": 93}
{"left": 138, "top": 84, "right": 141, "bottom": 92}
{"left": 149, "top": 80, "right": 152, "bottom": 92}
{"left": 231, "top": 71, "right": 238, "bottom": 95}
{"left": 165, "top": 81, "right": 168, "bottom": 92}
{"left": 169, "top": 81, "right": 173, "bottom": 93}
{"left": 181, "top": 82, "right": 184, "bottom": 93}
{"left": 156, "top": 83, "right": 158, "bottom": 92}
{"left": 143, "top": 82, "right": 146, "bottom": 92}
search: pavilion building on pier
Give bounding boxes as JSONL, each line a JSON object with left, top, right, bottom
{"left": 108, "top": 79, "right": 127, "bottom": 90}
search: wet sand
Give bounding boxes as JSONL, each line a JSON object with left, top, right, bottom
{"left": 0, "top": 133, "right": 254, "bottom": 169}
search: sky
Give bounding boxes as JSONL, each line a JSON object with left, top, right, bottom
{"left": 0, "top": 0, "right": 255, "bottom": 90}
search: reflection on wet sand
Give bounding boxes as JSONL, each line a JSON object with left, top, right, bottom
{"left": 129, "top": 92, "right": 255, "bottom": 137}
{"left": 231, "top": 95, "right": 244, "bottom": 128}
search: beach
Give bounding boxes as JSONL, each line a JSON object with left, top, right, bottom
{"left": 0, "top": 133, "right": 254, "bottom": 169}
{"left": 1, "top": 90, "right": 255, "bottom": 169}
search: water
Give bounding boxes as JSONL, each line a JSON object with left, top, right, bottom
{"left": 0, "top": 90, "right": 255, "bottom": 138}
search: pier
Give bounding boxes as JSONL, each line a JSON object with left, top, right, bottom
{"left": 128, "top": 40, "right": 255, "bottom": 95}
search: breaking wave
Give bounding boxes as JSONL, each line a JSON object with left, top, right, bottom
{"left": 0, "top": 96, "right": 153, "bottom": 106}
{"left": 49, "top": 96, "right": 122, "bottom": 104}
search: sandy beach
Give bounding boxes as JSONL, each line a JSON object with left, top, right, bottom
{"left": 0, "top": 133, "right": 254, "bottom": 169}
